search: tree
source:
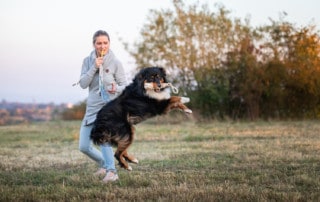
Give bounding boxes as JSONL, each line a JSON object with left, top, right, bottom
{"left": 126, "top": 0, "right": 249, "bottom": 118}
{"left": 125, "top": 0, "right": 320, "bottom": 120}
{"left": 260, "top": 20, "right": 320, "bottom": 118}
{"left": 225, "top": 36, "right": 265, "bottom": 120}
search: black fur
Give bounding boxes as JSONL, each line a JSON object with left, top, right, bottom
{"left": 90, "top": 67, "right": 191, "bottom": 170}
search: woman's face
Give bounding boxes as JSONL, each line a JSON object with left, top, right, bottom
{"left": 94, "top": 35, "right": 110, "bottom": 56}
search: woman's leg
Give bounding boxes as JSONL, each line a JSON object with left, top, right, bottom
{"left": 100, "top": 143, "right": 117, "bottom": 172}
{"left": 101, "top": 143, "right": 118, "bottom": 183}
{"left": 79, "top": 123, "right": 104, "bottom": 167}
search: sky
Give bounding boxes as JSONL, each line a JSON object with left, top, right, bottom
{"left": 0, "top": 0, "right": 319, "bottom": 104}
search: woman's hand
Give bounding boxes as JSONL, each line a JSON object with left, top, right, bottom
{"left": 95, "top": 57, "right": 103, "bottom": 68}
{"left": 108, "top": 83, "right": 116, "bottom": 94}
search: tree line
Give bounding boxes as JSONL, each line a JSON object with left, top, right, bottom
{"left": 64, "top": 0, "right": 320, "bottom": 121}
{"left": 124, "top": 0, "right": 320, "bottom": 120}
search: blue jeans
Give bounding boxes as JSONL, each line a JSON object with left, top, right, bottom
{"left": 79, "top": 122, "right": 116, "bottom": 172}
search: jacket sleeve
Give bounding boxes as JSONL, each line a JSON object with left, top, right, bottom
{"left": 114, "top": 60, "right": 127, "bottom": 93}
{"left": 79, "top": 57, "right": 97, "bottom": 89}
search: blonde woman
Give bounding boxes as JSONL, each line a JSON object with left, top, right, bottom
{"left": 78, "top": 30, "right": 127, "bottom": 183}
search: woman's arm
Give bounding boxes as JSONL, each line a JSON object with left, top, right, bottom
{"left": 113, "top": 60, "right": 127, "bottom": 92}
{"left": 79, "top": 58, "right": 98, "bottom": 89}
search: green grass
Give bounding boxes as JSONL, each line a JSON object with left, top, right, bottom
{"left": 0, "top": 120, "right": 320, "bottom": 201}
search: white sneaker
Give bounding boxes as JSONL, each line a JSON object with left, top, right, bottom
{"left": 102, "top": 171, "right": 119, "bottom": 183}
{"left": 93, "top": 168, "right": 106, "bottom": 177}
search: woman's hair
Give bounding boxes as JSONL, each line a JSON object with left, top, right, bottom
{"left": 92, "top": 30, "right": 110, "bottom": 44}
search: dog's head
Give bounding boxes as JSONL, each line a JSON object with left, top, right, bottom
{"left": 133, "top": 67, "right": 170, "bottom": 100}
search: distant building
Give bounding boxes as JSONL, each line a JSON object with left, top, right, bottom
{"left": 0, "top": 100, "right": 72, "bottom": 125}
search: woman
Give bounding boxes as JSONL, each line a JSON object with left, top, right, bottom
{"left": 78, "top": 30, "right": 127, "bottom": 183}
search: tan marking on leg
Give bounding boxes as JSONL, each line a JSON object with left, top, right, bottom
{"left": 114, "top": 126, "right": 135, "bottom": 170}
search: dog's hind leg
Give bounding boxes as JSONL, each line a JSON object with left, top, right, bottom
{"left": 114, "top": 141, "right": 132, "bottom": 171}
{"left": 114, "top": 126, "right": 135, "bottom": 171}
{"left": 115, "top": 149, "right": 131, "bottom": 171}
{"left": 122, "top": 126, "right": 138, "bottom": 164}
{"left": 123, "top": 150, "right": 139, "bottom": 164}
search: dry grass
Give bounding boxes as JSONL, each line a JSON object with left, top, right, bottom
{"left": 0, "top": 120, "right": 320, "bottom": 201}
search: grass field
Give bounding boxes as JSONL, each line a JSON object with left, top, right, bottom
{"left": 0, "top": 119, "right": 319, "bottom": 201}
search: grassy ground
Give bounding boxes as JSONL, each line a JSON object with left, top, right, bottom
{"left": 0, "top": 119, "right": 319, "bottom": 201}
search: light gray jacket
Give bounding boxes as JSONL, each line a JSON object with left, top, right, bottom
{"left": 79, "top": 50, "right": 127, "bottom": 125}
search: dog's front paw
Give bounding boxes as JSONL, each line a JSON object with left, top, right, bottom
{"left": 184, "top": 109, "right": 192, "bottom": 114}
{"left": 181, "top": 97, "right": 190, "bottom": 103}
{"left": 126, "top": 165, "right": 132, "bottom": 171}
{"left": 131, "top": 158, "right": 139, "bottom": 164}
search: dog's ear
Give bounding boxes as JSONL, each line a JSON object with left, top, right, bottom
{"left": 132, "top": 68, "right": 147, "bottom": 96}
{"left": 133, "top": 68, "right": 146, "bottom": 84}
{"left": 158, "top": 67, "right": 167, "bottom": 82}
{"left": 139, "top": 68, "right": 147, "bottom": 80}
{"left": 158, "top": 67, "right": 166, "bottom": 75}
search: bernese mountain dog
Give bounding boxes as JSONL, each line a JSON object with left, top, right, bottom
{"left": 90, "top": 67, "right": 192, "bottom": 171}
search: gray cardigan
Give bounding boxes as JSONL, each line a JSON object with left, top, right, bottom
{"left": 79, "top": 50, "right": 127, "bottom": 125}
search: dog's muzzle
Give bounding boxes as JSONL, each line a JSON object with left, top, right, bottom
{"left": 144, "top": 82, "right": 167, "bottom": 91}
{"left": 144, "top": 82, "right": 179, "bottom": 94}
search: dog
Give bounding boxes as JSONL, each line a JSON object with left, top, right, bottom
{"left": 90, "top": 67, "right": 192, "bottom": 171}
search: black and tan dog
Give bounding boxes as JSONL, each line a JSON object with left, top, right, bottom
{"left": 90, "top": 67, "right": 192, "bottom": 171}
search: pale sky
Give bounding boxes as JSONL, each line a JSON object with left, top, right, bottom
{"left": 0, "top": 0, "right": 319, "bottom": 104}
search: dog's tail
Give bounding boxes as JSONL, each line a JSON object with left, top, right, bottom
{"left": 90, "top": 125, "right": 105, "bottom": 145}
